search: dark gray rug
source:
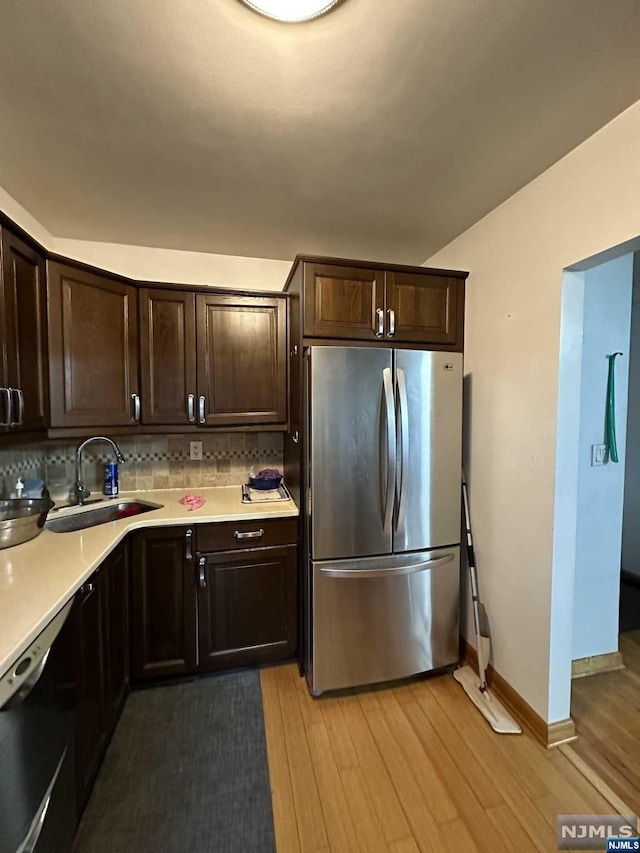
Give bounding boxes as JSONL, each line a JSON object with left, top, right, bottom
{"left": 74, "top": 670, "right": 276, "bottom": 853}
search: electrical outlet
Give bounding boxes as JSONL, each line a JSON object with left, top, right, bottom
{"left": 189, "top": 441, "right": 203, "bottom": 461}
{"left": 591, "top": 444, "right": 606, "bottom": 466}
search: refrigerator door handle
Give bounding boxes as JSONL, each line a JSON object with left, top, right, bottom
{"left": 319, "top": 552, "right": 455, "bottom": 579}
{"left": 396, "top": 367, "right": 409, "bottom": 533}
{"left": 382, "top": 366, "right": 396, "bottom": 533}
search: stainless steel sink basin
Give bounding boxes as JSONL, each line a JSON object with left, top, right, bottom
{"left": 46, "top": 500, "right": 163, "bottom": 533}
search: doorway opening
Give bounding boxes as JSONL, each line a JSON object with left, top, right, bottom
{"left": 552, "top": 245, "right": 640, "bottom": 811}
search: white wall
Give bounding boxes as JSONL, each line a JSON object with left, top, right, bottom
{"left": 572, "top": 256, "right": 633, "bottom": 660}
{"left": 424, "top": 98, "right": 640, "bottom": 723}
{"left": 622, "top": 254, "right": 640, "bottom": 576}
{"left": 0, "top": 184, "right": 291, "bottom": 291}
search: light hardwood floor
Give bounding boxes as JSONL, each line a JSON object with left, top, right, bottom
{"left": 568, "top": 629, "right": 640, "bottom": 817}
{"left": 261, "top": 663, "right": 621, "bottom": 853}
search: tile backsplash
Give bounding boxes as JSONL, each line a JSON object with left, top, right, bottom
{"left": 0, "top": 433, "right": 283, "bottom": 501}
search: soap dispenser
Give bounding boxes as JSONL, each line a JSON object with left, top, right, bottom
{"left": 14, "top": 477, "right": 24, "bottom": 499}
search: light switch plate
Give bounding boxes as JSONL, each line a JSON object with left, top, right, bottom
{"left": 591, "top": 444, "right": 606, "bottom": 466}
{"left": 189, "top": 441, "right": 203, "bottom": 461}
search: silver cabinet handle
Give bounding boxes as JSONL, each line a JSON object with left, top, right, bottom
{"left": 198, "top": 395, "right": 206, "bottom": 424}
{"left": 131, "top": 393, "right": 141, "bottom": 423}
{"left": 198, "top": 556, "right": 207, "bottom": 588}
{"left": 0, "top": 388, "right": 11, "bottom": 427}
{"left": 187, "top": 393, "right": 195, "bottom": 423}
{"left": 320, "top": 553, "right": 455, "bottom": 579}
{"left": 395, "top": 368, "right": 409, "bottom": 534}
{"left": 374, "top": 308, "right": 384, "bottom": 338}
{"left": 9, "top": 388, "right": 24, "bottom": 426}
{"left": 291, "top": 344, "right": 298, "bottom": 357}
{"left": 292, "top": 430, "right": 299, "bottom": 444}
{"left": 8, "top": 388, "right": 20, "bottom": 427}
{"left": 382, "top": 367, "right": 396, "bottom": 534}
{"left": 387, "top": 309, "right": 396, "bottom": 337}
{"left": 19, "top": 747, "right": 67, "bottom": 853}
{"left": 234, "top": 528, "right": 264, "bottom": 540}
{"left": 185, "top": 528, "right": 193, "bottom": 561}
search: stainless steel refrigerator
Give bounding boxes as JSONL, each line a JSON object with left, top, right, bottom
{"left": 304, "top": 346, "right": 462, "bottom": 695}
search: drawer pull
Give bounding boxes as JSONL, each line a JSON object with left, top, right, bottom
{"left": 234, "top": 528, "right": 264, "bottom": 540}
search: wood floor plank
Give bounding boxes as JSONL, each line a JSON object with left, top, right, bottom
{"left": 361, "top": 699, "right": 449, "bottom": 853}
{"left": 570, "top": 630, "right": 640, "bottom": 816}
{"left": 339, "top": 766, "right": 392, "bottom": 853}
{"left": 376, "top": 690, "right": 458, "bottom": 824}
{"left": 486, "top": 803, "right": 539, "bottom": 853}
{"left": 339, "top": 696, "right": 412, "bottom": 844}
{"left": 275, "top": 664, "right": 329, "bottom": 853}
{"left": 439, "top": 818, "right": 481, "bottom": 853}
{"left": 407, "top": 679, "right": 503, "bottom": 810}
{"left": 319, "top": 697, "right": 359, "bottom": 770}
{"left": 420, "top": 680, "right": 557, "bottom": 851}
{"left": 305, "top": 722, "right": 362, "bottom": 853}
{"left": 389, "top": 838, "right": 421, "bottom": 853}
{"left": 259, "top": 672, "right": 301, "bottom": 853}
{"left": 401, "top": 700, "right": 510, "bottom": 853}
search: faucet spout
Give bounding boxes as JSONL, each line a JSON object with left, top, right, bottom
{"left": 73, "top": 436, "right": 125, "bottom": 505}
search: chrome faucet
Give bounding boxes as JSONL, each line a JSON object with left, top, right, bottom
{"left": 73, "top": 436, "right": 125, "bottom": 505}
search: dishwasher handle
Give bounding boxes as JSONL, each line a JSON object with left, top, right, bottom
{"left": 18, "top": 747, "right": 67, "bottom": 853}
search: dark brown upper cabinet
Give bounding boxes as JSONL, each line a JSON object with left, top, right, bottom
{"left": 47, "top": 262, "right": 140, "bottom": 428}
{"left": 303, "top": 263, "right": 385, "bottom": 341}
{"left": 385, "top": 271, "right": 462, "bottom": 346}
{"left": 196, "top": 293, "right": 287, "bottom": 427}
{"left": 0, "top": 227, "right": 48, "bottom": 433}
{"left": 295, "top": 257, "right": 466, "bottom": 350}
{"left": 139, "top": 288, "right": 197, "bottom": 426}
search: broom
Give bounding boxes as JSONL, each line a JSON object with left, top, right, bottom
{"left": 453, "top": 473, "right": 521, "bottom": 735}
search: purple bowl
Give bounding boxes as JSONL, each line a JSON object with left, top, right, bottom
{"left": 249, "top": 475, "right": 282, "bottom": 491}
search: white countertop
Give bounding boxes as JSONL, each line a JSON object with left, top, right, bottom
{"left": 0, "top": 486, "right": 298, "bottom": 677}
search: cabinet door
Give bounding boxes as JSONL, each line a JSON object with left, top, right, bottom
{"left": 140, "top": 288, "right": 197, "bottom": 425}
{"left": 47, "top": 262, "right": 139, "bottom": 427}
{"left": 1, "top": 228, "right": 48, "bottom": 432}
{"left": 74, "top": 571, "right": 106, "bottom": 808}
{"left": 130, "top": 527, "right": 197, "bottom": 681}
{"left": 198, "top": 545, "right": 297, "bottom": 672}
{"left": 385, "top": 271, "right": 463, "bottom": 347}
{"left": 196, "top": 293, "right": 286, "bottom": 426}
{"left": 303, "top": 263, "right": 385, "bottom": 340}
{"left": 102, "top": 540, "right": 129, "bottom": 732}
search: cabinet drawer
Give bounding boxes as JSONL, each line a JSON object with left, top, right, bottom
{"left": 197, "top": 517, "right": 297, "bottom": 552}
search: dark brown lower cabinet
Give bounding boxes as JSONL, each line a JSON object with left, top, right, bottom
{"left": 130, "top": 527, "right": 197, "bottom": 681}
{"left": 198, "top": 545, "right": 297, "bottom": 672}
{"left": 129, "top": 523, "right": 298, "bottom": 683}
{"left": 74, "top": 539, "right": 129, "bottom": 810}
{"left": 74, "top": 571, "right": 106, "bottom": 807}
{"left": 102, "top": 541, "right": 129, "bottom": 728}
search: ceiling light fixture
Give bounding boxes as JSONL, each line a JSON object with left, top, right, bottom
{"left": 239, "top": 0, "right": 342, "bottom": 23}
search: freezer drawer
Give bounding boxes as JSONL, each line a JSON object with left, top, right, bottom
{"left": 309, "top": 546, "right": 460, "bottom": 695}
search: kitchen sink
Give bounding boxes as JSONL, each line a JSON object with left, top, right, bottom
{"left": 46, "top": 500, "right": 163, "bottom": 533}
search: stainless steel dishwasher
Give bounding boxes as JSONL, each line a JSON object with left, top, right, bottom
{"left": 0, "top": 599, "right": 77, "bottom": 853}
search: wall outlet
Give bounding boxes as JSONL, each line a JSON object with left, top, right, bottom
{"left": 591, "top": 444, "right": 606, "bottom": 466}
{"left": 189, "top": 441, "right": 203, "bottom": 461}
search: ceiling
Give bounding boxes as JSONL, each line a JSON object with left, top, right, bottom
{"left": 0, "top": 0, "right": 639, "bottom": 264}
